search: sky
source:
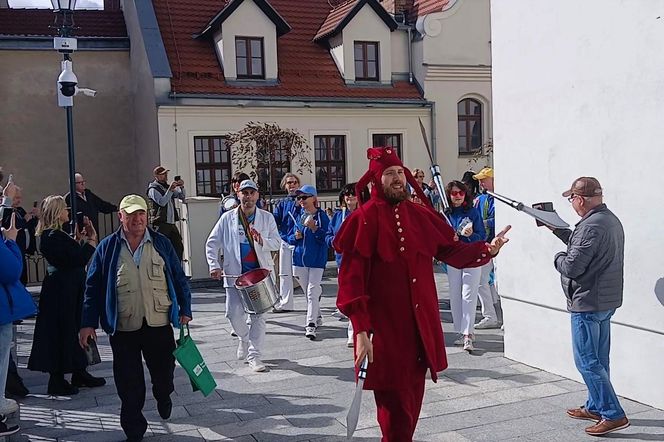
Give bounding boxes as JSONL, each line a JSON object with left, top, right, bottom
{"left": 8, "top": 0, "right": 102, "bottom": 8}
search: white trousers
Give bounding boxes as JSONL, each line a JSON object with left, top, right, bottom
{"left": 447, "top": 265, "right": 482, "bottom": 336}
{"left": 477, "top": 260, "right": 498, "bottom": 322}
{"left": 293, "top": 266, "right": 324, "bottom": 326}
{"left": 225, "top": 287, "right": 265, "bottom": 361}
{"left": 276, "top": 241, "right": 295, "bottom": 310}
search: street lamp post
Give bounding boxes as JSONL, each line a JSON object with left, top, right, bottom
{"left": 51, "top": 0, "right": 96, "bottom": 235}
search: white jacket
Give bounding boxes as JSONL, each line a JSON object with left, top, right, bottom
{"left": 205, "top": 207, "right": 281, "bottom": 288}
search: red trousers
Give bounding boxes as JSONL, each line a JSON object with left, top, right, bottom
{"left": 373, "top": 372, "right": 426, "bottom": 441}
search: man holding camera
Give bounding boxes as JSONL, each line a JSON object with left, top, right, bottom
{"left": 65, "top": 173, "right": 117, "bottom": 236}
{"left": 147, "top": 166, "right": 186, "bottom": 261}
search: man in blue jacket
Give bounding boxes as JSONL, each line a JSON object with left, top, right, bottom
{"left": 79, "top": 195, "right": 192, "bottom": 442}
{"left": 553, "top": 177, "right": 629, "bottom": 437}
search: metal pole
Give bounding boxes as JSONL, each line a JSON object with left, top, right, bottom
{"left": 66, "top": 104, "right": 77, "bottom": 236}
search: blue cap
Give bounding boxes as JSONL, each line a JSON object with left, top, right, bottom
{"left": 295, "top": 184, "right": 317, "bottom": 197}
{"left": 238, "top": 179, "right": 259, "bottom": 191}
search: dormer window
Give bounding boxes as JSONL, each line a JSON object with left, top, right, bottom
{"left": 236, "top": 37, "right": 265, "bottom": 79}
{"left": 354, "top": 41, "right": 379, "bottom": 81}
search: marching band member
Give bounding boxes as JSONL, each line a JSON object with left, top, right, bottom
{"left": 286, "top": 185, "right": 329, "bottom": 340}
{"left": 334, "top": 147, "right": 508, "bottom": 441}
{"left": 272, "top": 173, "right": 301, "bottom": 312}
{"left": 205, "top": 180, "right": 280, "bottom": 372}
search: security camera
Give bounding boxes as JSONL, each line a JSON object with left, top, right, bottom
{"left": 58, "top": 60, "right": 78, "bottom": 97}
{"left": 75, "top": 87, "right": 97, "bottom": 97}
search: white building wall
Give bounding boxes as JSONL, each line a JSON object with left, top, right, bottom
{"left": 492, "top": 0, "right": 664, "bottom": 410}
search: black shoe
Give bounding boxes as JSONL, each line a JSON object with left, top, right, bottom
{"left": 0, "top": 421, "right": 20, "bottom": 437}
{"left": 71, "top": 370, "right": 106, "bottom": 388}
{"left": 5, "top": 371, "right": 29, "bottom": 398}
{"left": 157, "top": 398, "right": 172, "bottom": 420}
{"left": 47, "top": 375, "right": 79, "bottom": 396}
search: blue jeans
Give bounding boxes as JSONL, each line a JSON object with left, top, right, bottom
{"left": 571, "top": 310, "right": 625, "bottom": 420}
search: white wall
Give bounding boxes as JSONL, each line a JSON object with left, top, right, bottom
{"left": 341, "top": 4, "right": 392, "bottom": 84}
{"left": 217, "top": 0, "right": 278, "bottom": 80}
{"left": 492, "top": 0, "right": 664, "bottom": 410}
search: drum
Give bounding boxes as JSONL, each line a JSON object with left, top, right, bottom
{"left": 221, "top": 195, "right": 238, "bottom": 211}
{"left": 234, "top": 268, "right": 280, "bottom": 314}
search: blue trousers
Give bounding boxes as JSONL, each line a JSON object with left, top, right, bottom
{"left": 571, "top": 310, "right": 625, "bottom": 420}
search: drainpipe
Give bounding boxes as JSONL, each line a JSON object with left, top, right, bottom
{"left": 430, "top": 101, "right": 437, "bottom": 163}
{"left": 407, "top": 26, "right": 413, "bottom": 84}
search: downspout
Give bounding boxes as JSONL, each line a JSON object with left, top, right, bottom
{"left": 407, "top": 26, "right": 413, "bottom": 84}
{"left": 430, "top": 101, "right": 437, "bottom": 163}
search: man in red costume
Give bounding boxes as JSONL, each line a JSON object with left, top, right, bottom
{"left": 334, "top": 147, "right": 509, "bottom": 441}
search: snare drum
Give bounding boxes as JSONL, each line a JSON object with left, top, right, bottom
{"left": 234, "top": 268, "right": 280, "bottom": 314}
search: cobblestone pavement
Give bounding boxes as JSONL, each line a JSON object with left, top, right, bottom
{"left": 6, "top": 271, "right": 664, "bottom": 441}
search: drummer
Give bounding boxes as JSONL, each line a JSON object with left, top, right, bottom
{"left": 205, "top": 179, "right": 281, "bottom": 372}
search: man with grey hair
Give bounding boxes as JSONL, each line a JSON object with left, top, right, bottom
{"left": 272, "top": 173, "right": 301, "bottom": 312}
{"left": 552, "top": 177, "right": 629, "bottom": 436}
{"left": 80, "top": 194, "right": 192, "bottom": 442}
{"left": 65, "top": 172, "right": 117, "bottom": 235}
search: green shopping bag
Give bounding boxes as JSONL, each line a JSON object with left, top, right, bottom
{"left": 173, "top": 324, "right": 217, "bottom": 397}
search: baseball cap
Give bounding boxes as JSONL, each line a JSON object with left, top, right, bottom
{"left": 238, "top": 179, "right": 259, "bottom": 191}
{"left": 562, "top": 177, "right": 603, "bottom": 198}
{"left": 119, "top": 195, "right": 148, "bottom": 213}
{"left": 295, "top": 184, "right": 317, "bottom": 197}
{"left": 153, "top": 166, "right": 169, "bottom": 176}
{"left": 472, "top": 167, "right": 494, "bottom": 180}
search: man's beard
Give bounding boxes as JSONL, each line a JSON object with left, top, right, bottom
{"left": 383, "top": 184, "right": 408, "bottom": 205}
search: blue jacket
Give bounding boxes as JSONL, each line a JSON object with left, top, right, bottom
{"left": 287, "top": 208, "right": 329, "bottom": 269}
{"left": 448, "top": 205, "right": 486, "bottom": 244}
{"left": 325, "top": 208, "right": 353, "bottom": 267}
{"left": 81, "top": 228, "right": 193, "bottom": 335}
{"left": 273, "top": 196, "right": 298, "bottom": 239}
{"left": 0, "top": 239, "right": 37, "bottom": 325}
{"left": 474, "top": 192, "right": 495, "bottom": 241}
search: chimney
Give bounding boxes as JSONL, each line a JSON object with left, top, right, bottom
{"left": 380, "top": 0, "right": 414, "bottom": 23}
{"left": 104, "top": 0, "right": 120, "bottom": 10}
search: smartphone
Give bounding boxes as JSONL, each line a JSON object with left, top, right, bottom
{"left": 174, "top": 175, "right": 181, "bottom": 182}
{"left": 532, "top": 202, "right": 554, "bottom": 227}
{"left": 33, "top": 201, "right": 39, "bottom": 208}
{"left": 75, "top": 211, "right": 85, "bottom": 226}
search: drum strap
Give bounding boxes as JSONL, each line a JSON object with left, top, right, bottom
{"left": 238, "top": 209, "right": 257, "bottom": 253}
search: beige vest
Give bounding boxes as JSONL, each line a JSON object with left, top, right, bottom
{"left": 116, "top": 242, "right": 171, "bottom": 331}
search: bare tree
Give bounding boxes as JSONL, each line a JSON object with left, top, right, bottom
{"left": 465, "top": 139, "right": 494, "bottom": 170}
{"left": 226, "top": 122, "right": 312, "bottom": 203}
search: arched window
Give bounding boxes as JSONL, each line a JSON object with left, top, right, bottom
{"left": 457, "top": 98, "right": 483, "bottom": 154}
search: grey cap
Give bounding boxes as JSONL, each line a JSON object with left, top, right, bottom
{"left": 238, "top": 179, "right": 259, "bottom": 191}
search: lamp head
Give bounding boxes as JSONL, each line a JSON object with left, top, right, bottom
{"left": 51, "top": 0, "right": 77, "bottom": 12}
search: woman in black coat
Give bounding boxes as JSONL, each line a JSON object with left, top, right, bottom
{"left": 27, "top": 195, "right": 105, "bottom": 395}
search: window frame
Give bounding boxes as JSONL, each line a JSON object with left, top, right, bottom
{"left": 372, "top": 133, "right": 402, "bottom": 159}
{"left": 256, "top": 138, "right": 291, "bottom": 196}
{"left": 457, "top": 98, "right": 483, "bottom": 155}
{"left": 235, "top": 36, "right": 265, "bottom": 80}
{"left": 354, "top": 41, "right": 380, "bottom": 82}
{"left": 314, "top": 134, "right": 347, "bottom": 192}
{"left": 193, "top": 136, "right": 233, "bottom": 197}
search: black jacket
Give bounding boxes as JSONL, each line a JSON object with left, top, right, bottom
{"left": 65, "top": 189, "right": 117, "bottom": 235}
{"left": 553, "top": 204, "right": 624, "bottom": 312}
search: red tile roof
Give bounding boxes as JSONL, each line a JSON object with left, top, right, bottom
{"left": 313, "top": 0, "right": 397, "bottom": 42}
{"left": 151, "top": 0, "right": 423, "bottom": 100}
{"left": 313, "top": 0, "right": 358, "bottom": 41}
{"left": 412, "top": 0, "right": 450, "bottom": 17}
{"left": 0, "top": 9, "right": 127, "bottom": 38}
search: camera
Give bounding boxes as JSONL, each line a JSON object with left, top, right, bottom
{"left": 58, "top": 60, "right": 78, "bottom": 97}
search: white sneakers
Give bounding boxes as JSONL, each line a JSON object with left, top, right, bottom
{"left": 237, "top": 341, "right": 249, "bottom": 360}
{"left": 248, "top": 358, "right": 266, "bottom": 372}
{"left": 463, "top": 336, "right": 475, "bottom": 352}
{"left": 305, "top": 324, "right": 317, "bottom": 340}
{"left": 316, "top": 316, "right": 323, "bottom": 327}
{"left": 453, "top": 336, "right": 464, "bottom": 346}
{"left": 0, "top": 399, "right": 18, "bottom": 416}
{"left": 475, "top": 317, "right": 500, "bottom": 329}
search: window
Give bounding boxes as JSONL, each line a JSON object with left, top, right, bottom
{"left": 194, "top": 136, "right": 232, "bottom": 196}
{"left": 236, "top": 37, "right": 264, "bottom": 79}
{"left": 372, "top": 133, "right": 402, "bottom": 159}
{"left": 256, "top": 139, "right": 291, "bottom": 195}
{"left": 354, "top": 41, "right": 379, "bottom": 81}
{"left": 314, "top": 135, "right": 346, "bottom": 192}
{"left": 458, "top": 98, "right": 483, "bottom": 154}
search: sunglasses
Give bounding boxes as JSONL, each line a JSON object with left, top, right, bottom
{"left": 450, "top": 190, "right": 466, "bottom": 197}
{"left": 296, "top": 195, "right": 312, "bottom": 201}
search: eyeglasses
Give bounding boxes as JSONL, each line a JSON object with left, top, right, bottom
{"left": 450, "top": 190, "right": 466, "bottom": 197}
{"left": 296, "top": 195, "right": 312, "bottom": 201}
{"left": 567, "top": 194, "right": 577, "bottom": 203}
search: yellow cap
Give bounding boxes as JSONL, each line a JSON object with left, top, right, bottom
{"left": 119, "top": 194, "right": 148, "bottom": 214}
{"left": 473, "top": 167, "right": 494, "bottom": 180}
